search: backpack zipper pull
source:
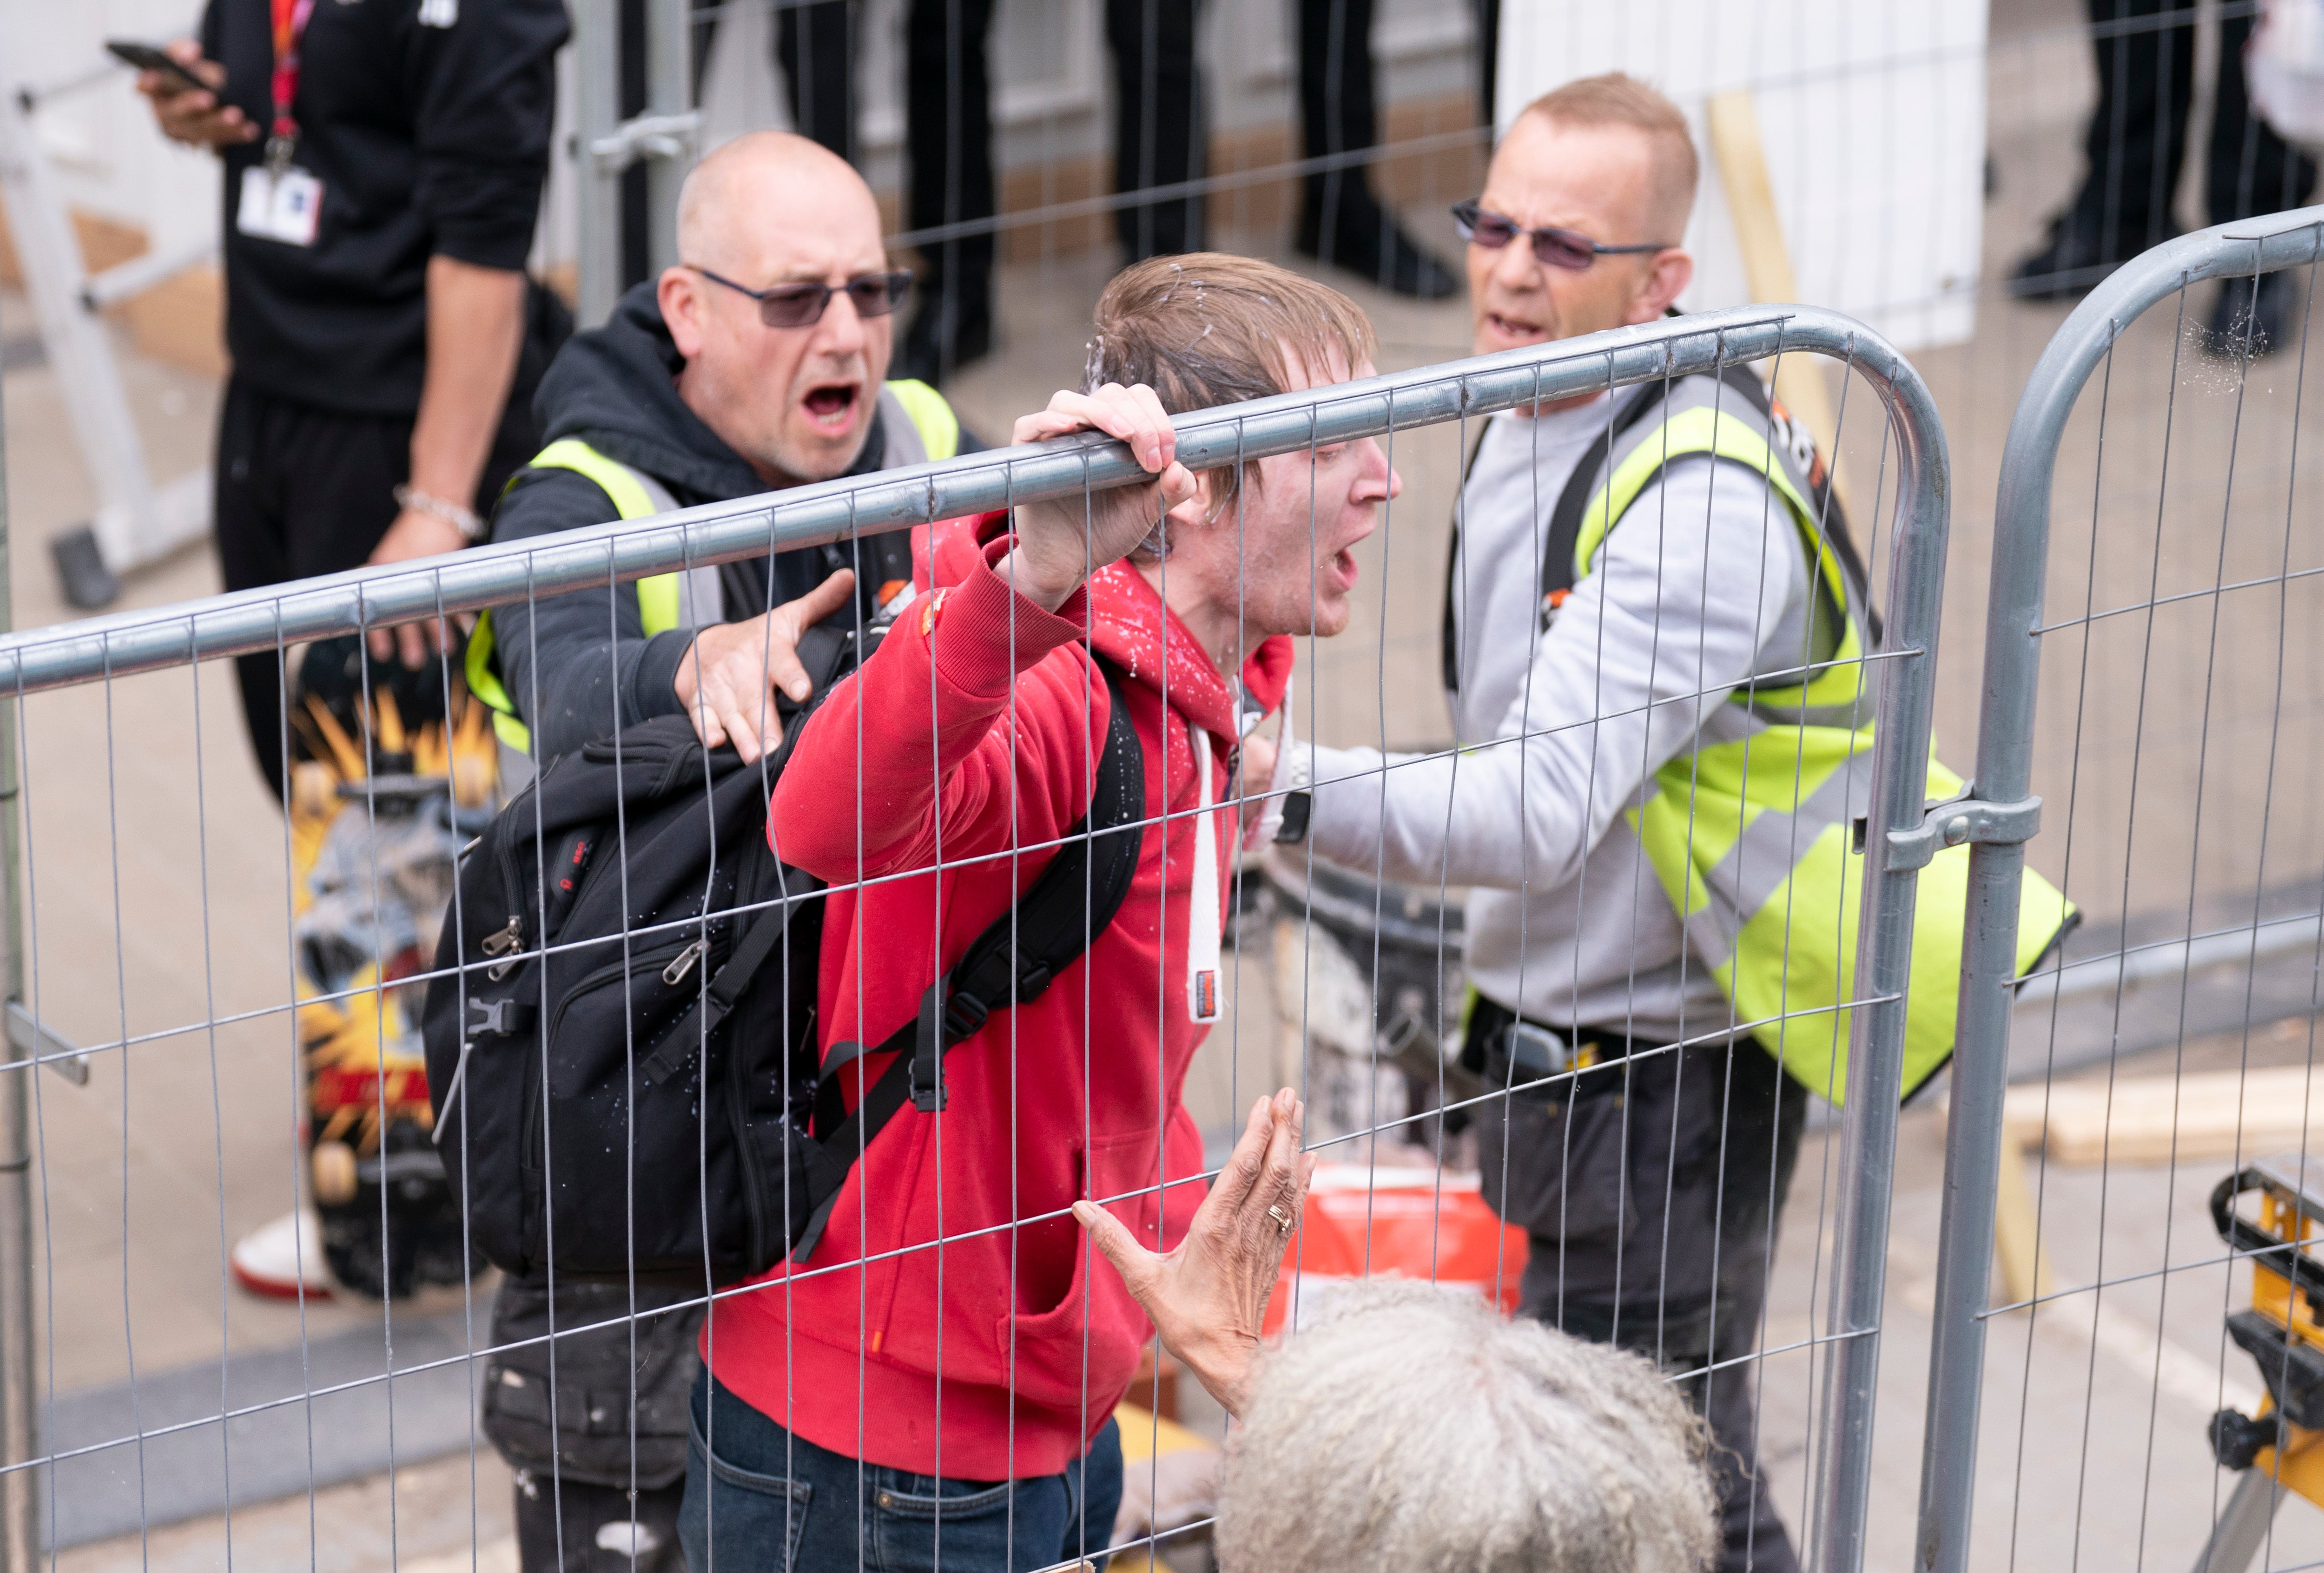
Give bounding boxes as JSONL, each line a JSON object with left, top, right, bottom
{"left": 481, "top": 915, "right": 523, "bottom": 957}
{"left": 662, "top": 938, "right": 709, "bottom": 987}
{"left": 482, "top": 915, "right": 524, "bottom": 981}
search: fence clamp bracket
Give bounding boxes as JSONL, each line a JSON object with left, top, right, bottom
{"left": 589, "top": 111, "right": 702, "bottom": 178}
{"left": 1883, "top": 787, "right": 2042, "bottom": 873}
{"left": 5, "top": 999, "right": 87, "bottom": 1086}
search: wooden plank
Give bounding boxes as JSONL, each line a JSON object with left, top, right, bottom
{"left": 1992, "top": 1124, "right": 2056, "bottom": 1306}
{"left": 2006, "top": 1065, "right": 2324, "bottom": 1167}
{"left": 1705, "top": 88, "right": 1848, "bottom": 499}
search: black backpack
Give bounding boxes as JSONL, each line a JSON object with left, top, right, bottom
{"left": 421, "top": 616, "right": 1145, "bottom": 1287}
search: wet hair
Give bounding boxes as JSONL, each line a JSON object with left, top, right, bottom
{"left": 1214, "top": 1279, "right": 1721, "bottom": 1573}
{"left": 1517, "top": 72, "right": 1699, "bottom": 239}
{"left": 1083, "top": 253, "right": 1378, "bottom": 559}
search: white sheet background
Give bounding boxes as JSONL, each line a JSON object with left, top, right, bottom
{"left": 1498, "top": 0, "right": 1991, "bottom": 350}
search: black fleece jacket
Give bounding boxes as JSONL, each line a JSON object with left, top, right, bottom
{"left": 487, "top": 282, "right": 977, "bottom": 763}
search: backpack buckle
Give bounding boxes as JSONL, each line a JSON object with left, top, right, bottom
{"left": 912, "top": 977, "right": 957, "bottom": 1114}
{"left": 940, "top": 990, "right": 991, "bottom": 1043}
{"left": 465, "top": 996, "right": 535, "bottom": 1041}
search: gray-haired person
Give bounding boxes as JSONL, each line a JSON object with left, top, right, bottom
{"left": 1075, "top": 1089, "right": 1720, "bottom": 1572}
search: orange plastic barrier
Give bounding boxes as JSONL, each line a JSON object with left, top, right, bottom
{"left": 1261, "top": 1165, "right": 1530, "bottom": 1335}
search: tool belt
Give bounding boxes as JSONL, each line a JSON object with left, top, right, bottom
{"left": 1464, "top": 994, "right": 1660, "bottom": 1103}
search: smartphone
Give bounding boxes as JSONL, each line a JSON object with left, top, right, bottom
{"left": 106, "top": 39, "right": 210, "bottom": 94}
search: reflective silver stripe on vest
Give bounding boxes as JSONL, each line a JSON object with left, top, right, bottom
{"left": 1679, "top": 746, "right": 1877, "bottom": 968}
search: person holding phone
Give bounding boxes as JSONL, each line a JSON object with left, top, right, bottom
{"left": 132, "top": 0, "right": 569, "bottom": 803}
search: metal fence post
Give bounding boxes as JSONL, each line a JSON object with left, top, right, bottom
{"left": 573, "top": 0, "right": 696, "bottom": 327}
{"left": 0, "top": 318, "right": 39, "bottom": 1572}
{"left": 643, "top": 0, "right": 690, "bottom": 282}
{"left": 1911, "top": 203, "right": 2324, "bottom": 1573}
{"left": 572, "top": 0, "right": 624, "bottom": 328}
{"left": 1793, "top": 328, "right": 1954, "bottom": 1573}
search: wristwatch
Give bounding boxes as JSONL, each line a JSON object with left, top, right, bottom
{"left": 1274, "top": 790, "right": 1312, "bottom": 844}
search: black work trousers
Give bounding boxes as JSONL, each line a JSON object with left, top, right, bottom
{"left": 1105, "top": 0, "right": 1208, "bottom": 260}
{"left": 905, "top": 0, "right": 999, "bottom": 313}
{"left": 1299, "top": 0, "right": 1383, "bottom": 242}
{"left": 2074, "top": 0, "right": 2317, "bottom": 258}
{"left": 486, "top": 1275, "right": 706, "bottom": 1573}
{"left": 211, "top": 376, "right": 533, "bottom": 801}
{"left": 901, "top": 0, "right": 1209, "bottom": 322}
{"left": 1479, "top": 1018, "right": 1808, "bottom": 1573}
{"left": 513, "top": 1474, "right": 686, "bottom": 1573}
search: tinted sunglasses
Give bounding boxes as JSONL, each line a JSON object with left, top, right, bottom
{"left": 1451, "top": 199, "right": 1674, "bottom": 271}
{"left": 690, "top": 265, "right": 915, "bottom": 328}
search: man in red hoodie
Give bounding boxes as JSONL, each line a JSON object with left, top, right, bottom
{"left": 676, "top": 254, "right": 1399, "bottom": 1571}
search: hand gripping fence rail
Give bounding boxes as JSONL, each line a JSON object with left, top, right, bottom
{"left": 1917, "top": 206, "right": 2324, "bottom": 1573}
{"left": 0, "top": 303, "right": 1950, "bottom": 1571}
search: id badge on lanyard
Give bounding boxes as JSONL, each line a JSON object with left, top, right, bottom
{"left": 237, "top": 0, "right": 323, "bottom": 246}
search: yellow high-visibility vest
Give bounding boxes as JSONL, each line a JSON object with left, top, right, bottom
{"left": 466, "top": 379, "right": 960, "bottom": 754}
{"left": 1571, "top": 382, "right": 2071, "bottom": 1105}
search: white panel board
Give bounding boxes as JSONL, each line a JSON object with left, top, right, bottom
{"left": 1498, "top": 0, "right": 1988, "bottom": 350}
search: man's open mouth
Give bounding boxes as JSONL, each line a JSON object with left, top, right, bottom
{"left": 802, "top": 382, "right": 860, "bottom": 432}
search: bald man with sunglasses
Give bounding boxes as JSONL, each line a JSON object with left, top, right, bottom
{"left": 1283, "top": 75, "right": 1862, "bottom": 1573}
{"left": 476, "top": 131, "right": 973, "bottom": 773}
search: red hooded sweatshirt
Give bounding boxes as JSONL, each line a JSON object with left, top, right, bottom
{"left": 715, "top": 514, "right": 1293, "bottom": 1481}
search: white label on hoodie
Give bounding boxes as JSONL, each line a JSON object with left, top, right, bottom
{"left": 1187, "top": 724, "right": 1223, "bottom": 1023}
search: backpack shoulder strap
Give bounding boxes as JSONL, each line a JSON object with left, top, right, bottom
{"left": 792, "top": 659, "right": 1147, "bottom": 1259}
{"left": 630, "top": 614, "right": 882, "bottom": 1088}
{"left": 1541, "top": 381, "right": 1670, "bottom": 603}
{"left": 1439, "top": 418, "right": 1491, "bottom": 695}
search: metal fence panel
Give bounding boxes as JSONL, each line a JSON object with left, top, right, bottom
{"left": 1926, "top": 205, "right": 2324, "bottom": 1573}
{"left": 0, "top": 303, "right": 1946, "bottom": 1573}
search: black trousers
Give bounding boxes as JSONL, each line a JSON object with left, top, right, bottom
{"left": 1478, "top": 1015, "right": 1808, "bottom": 1573}
{"left": 899, "top": 0, "right": 1389, "bottom": 316}
{"left": 1299, "top": 0, "right": 1383, "bottom": 244}
{"left": 1105, "top": 0, "right": 1208, "bottom": 260}
{"left": 211, "top": 377, "right": 533, "bottom": 801}
{"left": 2074, "top": 0, "right": 2317, "bottom": 259}
{"left": 899, "top": 0, "right": 1211, "bottom": 314}
{"left": 684, "top": 0, "right": 857, "bottom": 162}
{"left": 486, "top": 1274, "right": 706, "bottom": 1573}
{"left": 775, "top": 1, "right": 855, "bottom": 158}
{"left": 513, "top": 1474, "right": 687, "bottom": 1573}
{"left": 905, "top": 0, "right": 999, "bottom": 310}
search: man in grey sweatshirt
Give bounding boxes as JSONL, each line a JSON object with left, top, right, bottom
{"left": 1285, "top": 74, "right": 1851, "bottom": 1573}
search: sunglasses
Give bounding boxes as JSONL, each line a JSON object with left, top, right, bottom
{"left": 1450, "top": 200, "right": 1674, "bottom": 272}
{"left": 689, "top": 265, "right": 915, "bottom": 328}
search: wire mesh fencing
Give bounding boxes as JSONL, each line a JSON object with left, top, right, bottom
{"left": 1916, "top": 206, "right": 2324, "bottom": 1573}
{"left": 0, "top": 302, "right": 1954, "bottom": 1573}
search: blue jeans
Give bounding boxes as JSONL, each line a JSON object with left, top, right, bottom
{"left": 678, "top": 1372, "right": 1123, "bottom": 1572}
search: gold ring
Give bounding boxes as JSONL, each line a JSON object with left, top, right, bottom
{"left": 1266, "top": 1204, "right": 1294, "bottom": 1234}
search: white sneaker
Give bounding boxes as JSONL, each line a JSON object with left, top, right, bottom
{"left": 229, "top": 1209, "right": 335, "bottom": 1301}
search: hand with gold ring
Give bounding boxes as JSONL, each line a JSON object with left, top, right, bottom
{"left": 1073, "top": 1086, "right": 1313, "bottom": 1418}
